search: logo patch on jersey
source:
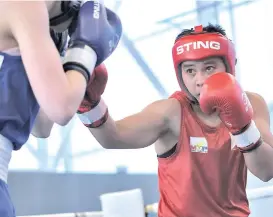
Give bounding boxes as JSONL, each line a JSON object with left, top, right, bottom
{"left": 190, "top": 137, "right": 208, "bottom": 153}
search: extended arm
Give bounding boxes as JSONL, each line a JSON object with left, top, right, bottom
{"left": 243, "top": 92, "right": 273, "bottom": 182}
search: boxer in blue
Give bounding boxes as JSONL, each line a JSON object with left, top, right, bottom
{"left": 0, "top": 1, "right": 122, "bottom": 215}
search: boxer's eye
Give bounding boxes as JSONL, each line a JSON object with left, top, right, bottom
{"left": 206, "top": 66, "right": 215, "bottom": 72}
{"left": 186, "top": 69, "right": 194, "bottom": 74}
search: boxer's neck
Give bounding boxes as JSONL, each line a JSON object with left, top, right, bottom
{"left": 192, "top": 104, "right": 222, "bottom": 127}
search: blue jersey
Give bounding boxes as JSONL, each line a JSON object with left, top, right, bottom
{"left": 0, "top": 51, "right": 39, "bottom": 150}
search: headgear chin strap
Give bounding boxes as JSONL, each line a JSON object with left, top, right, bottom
{"left": 50, "top": 29, "right": 69, "bottom": 57}
{"left": 50, "top": 1, "right": 81, "bottom": 27}
{"left": 172, "top": 25, "right": 236, "bottom": 103}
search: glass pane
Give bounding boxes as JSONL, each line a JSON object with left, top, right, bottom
{"left": 232, "top": 0, "right": 273, "bottom": 102}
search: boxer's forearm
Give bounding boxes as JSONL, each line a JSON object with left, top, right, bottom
{"left": 234, "top": 92, "right": 273, "bottom": 182}
{"left": 243, "top": 142, "right": 273, "bottom": 182}
{"left": 84, "top": 100, "right": 171, "bottom": 149}
{"left": 88, "top": 116, "right": 138, "bottom": 149}
{"left": 89, "top": 113, "right": 165, "bottom": 149}
{"left": 88, "top": 116, "right": 122, "bottom": 149}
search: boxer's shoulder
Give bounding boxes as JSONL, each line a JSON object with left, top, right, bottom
{"left": 246, "top": 91, "right": 266, "bottom": 108}
{"left": 149, "top": 98, "right": 181, "bottom": 121}
{"left": 0, "top": 1, "right": 53, "bottom": 51}
{"left": 0, "top": 2, "right": 14, "bottom": 50}
{"left": 151, "top": 98, "right": 181, "bottom": 137}
{"left": 154, "top": 98, "right": 181, "bottom": 155}
{"left": 246, "top": 91, "right": 269, "bottom": 119}
{"left": 144, "top": 98, "right": 181, "bottom": 133}
{"left": 246, "top": 91, "right": 264, "bottom": 101}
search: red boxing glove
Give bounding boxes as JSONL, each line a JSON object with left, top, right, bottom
{"left": 77, "top": 63, "right": 109, "bottom": 128}
{"left": 199, "top": 72, "right": 262, "bottom": 152}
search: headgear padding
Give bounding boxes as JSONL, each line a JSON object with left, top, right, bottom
{"left": 172, "top": 25, "right": 236, "bottom": 100}
{"left": 50, "top": 1, "right": 81, "bottom": 27}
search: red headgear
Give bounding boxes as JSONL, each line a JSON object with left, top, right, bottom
{"left": 172, "top": 25, "right": 236, "bottom": 102}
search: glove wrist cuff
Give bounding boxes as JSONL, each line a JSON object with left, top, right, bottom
{"left": 232, "top": 120, "right": 261, "bottom": 148}
{"left": 78, "top": 99, "right": 108, "bottom": 128}
{"left": 63, "top": 45, "right": 97, "bottom": 81}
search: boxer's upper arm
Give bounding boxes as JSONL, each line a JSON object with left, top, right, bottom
{"left": 91, "top": 99, "right": 175, "bottom": 149}
{"left": 7, "top": 2, "right": 58, "bottom": 74}
{"left": 7, "top": 2, "right": 75, "bottom": 125}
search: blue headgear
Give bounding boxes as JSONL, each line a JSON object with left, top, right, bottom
{"left": 50, "top": 1, "right": 81, "bottom": 27}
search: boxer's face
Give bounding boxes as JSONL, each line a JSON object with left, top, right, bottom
{"left": 181, "top": 57, "right": 226, "bottom": 101}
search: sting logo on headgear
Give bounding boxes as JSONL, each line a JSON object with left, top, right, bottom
{"left": 176, "top": 41, "right": 221, "bottom": 55}
{"left": 50, "top": 1, "right": 81, "bottom": 27}
{"left": 172, "top": 25, "right": 236, "bottom": 103}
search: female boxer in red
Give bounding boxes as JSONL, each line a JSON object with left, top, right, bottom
{"left": 78, "top": 24, "right": 273, "bottom": 217}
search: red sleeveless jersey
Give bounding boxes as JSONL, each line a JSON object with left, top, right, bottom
{"left": 157, "top": 91, "right": 250, "bottom": 217}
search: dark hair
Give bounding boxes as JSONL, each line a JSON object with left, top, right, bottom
{"left": 175, "top": 23, "right": 226, "bottom": 42}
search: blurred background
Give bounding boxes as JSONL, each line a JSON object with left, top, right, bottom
{"left": 8, "top": 0, "right": 273, "bottom": 216}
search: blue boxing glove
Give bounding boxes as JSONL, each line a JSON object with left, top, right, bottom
{"left": 63, "top": 0, "right": 122, "bottom": 83}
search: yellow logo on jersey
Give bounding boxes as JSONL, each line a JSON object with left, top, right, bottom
{"left": 190, "top": 137, "right": 208, "bottom": 153}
